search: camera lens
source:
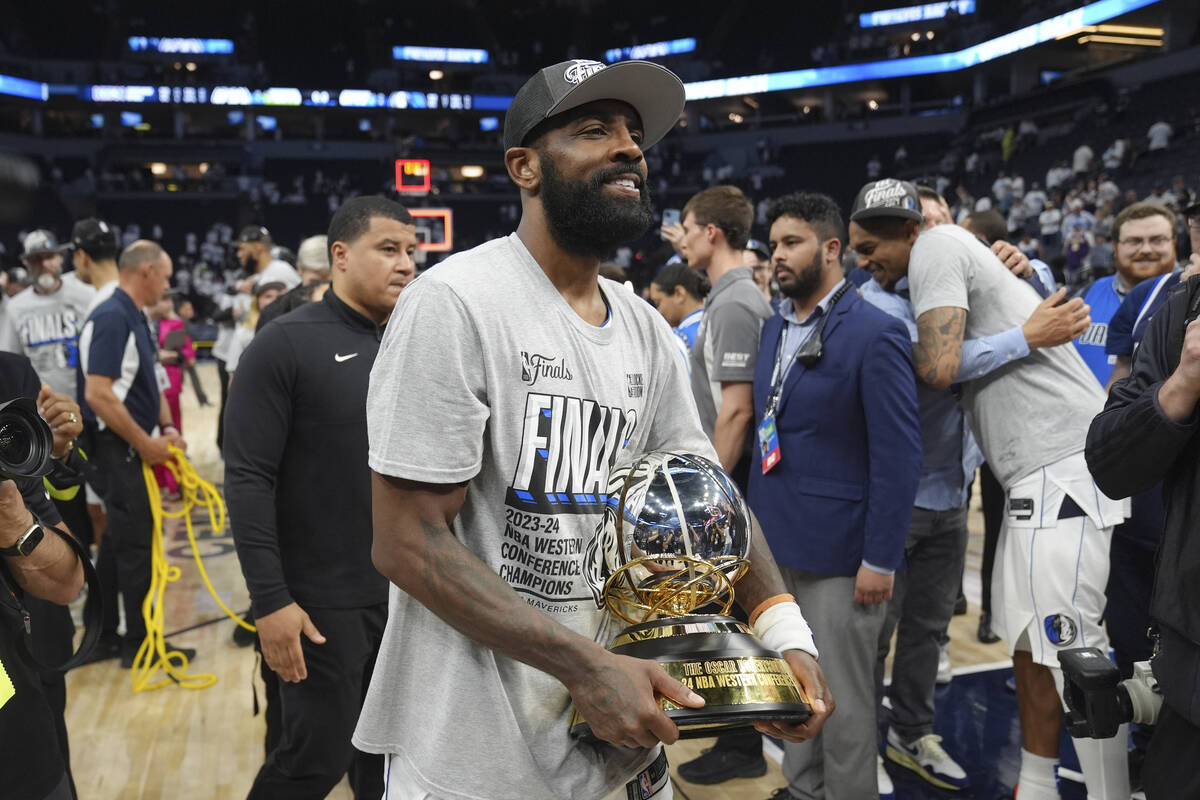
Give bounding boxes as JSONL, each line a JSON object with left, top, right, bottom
{"left": 0, "top": 397, "right": 54, "bottom": 479}
{"left": 0, "top": 420, "right": 32, "bottom": 466}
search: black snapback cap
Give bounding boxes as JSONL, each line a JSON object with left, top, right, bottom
{"left": 502, "top": 59, "right": 685, "bottom": 152}
{"left": 71, "top": 218, "right": 117, "bottom": 256}
{"left": 237, "top": 225, "right": 271, "bottom": 243}
{"left": 850, "top": 179, "right": 925, "bottom": 225}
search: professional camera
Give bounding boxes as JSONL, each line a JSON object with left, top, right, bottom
{"left": 1059, "top": 647, "right": 1162, "bottom": 739}
{"left": 0, "top": 397, "right": 54, "bottom": 481}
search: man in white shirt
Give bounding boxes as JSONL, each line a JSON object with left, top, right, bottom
{"left": 1023, "top": 182, "right": 1047, "bottom": 216}
{"left": 1147, "top": 120, "right": 1172, "bottom": 152}
{"left": 1102, "top": 138, "right": 1127, "bottom": 170}
{"left": 1072, "top": 142, "right": 1094, "bottom": 176}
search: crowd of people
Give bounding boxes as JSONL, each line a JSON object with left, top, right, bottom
{"left": 2, "top": 55, "right": 1199, "bottom": 800}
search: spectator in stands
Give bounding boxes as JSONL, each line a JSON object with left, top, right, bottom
{"left": 894, "top": 144, "right": 908, "bottom": 168}
{"left": 1023, "top": 181, "right": 1047, "bottom": 217}
{"left": 1097, "top": 174, "right": 1121, "bottom": 207}
{"left": 992, "top": 171, "right": 1013, "bottom": 213}
{"left": 1061, "top": 198, "right": 1096, "bottom": 238}
{"left": 1147, "top": 184, "right": 1171, "bottom": 207}
{"left": 1064, "top": 225, "right": 1091, "bottom": 288}
{"left": 1164, "top": 174, "right": 1193, "bottom": 211}
{"left": 1102, "top": 138, "right": 1127, "bottom": 171}
{"left": 1073, "top": 141, "right": 1095, "bottom": 177}
{"left": 1146, "top": 118, "right": 1173, "bottom": 153}
{"left": 1039, "top": 201, "right": 1063, "bottom": 256}
{"left": 1046, "top": 161, "right": 1072, "bottom": 192}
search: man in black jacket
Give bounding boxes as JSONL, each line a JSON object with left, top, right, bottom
{"left": 1086, "top": 274, "right": 1200, "bottom": 800}
{"left": 224, "top": 196, "right": 416, "bottom": 800}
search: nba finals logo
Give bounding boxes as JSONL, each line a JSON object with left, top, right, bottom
{"left": 564, "top": 60, "right": 606, "bottom": 84}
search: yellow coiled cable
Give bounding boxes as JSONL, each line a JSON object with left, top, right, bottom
{"left": 131, "top": 445, "right": 256, "bottom": 692}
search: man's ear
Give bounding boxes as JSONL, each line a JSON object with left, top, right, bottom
{"left": 905, "top": 220, "right": 921, "bottom": 245}
{"left": 329, "top": 240, "right": 349, "bottom": 271}
{"left": 824, "top": 237, "right": 842, "bottom": 263}
{"left": 506, "top": 147, "right": 540, "bottom": 192}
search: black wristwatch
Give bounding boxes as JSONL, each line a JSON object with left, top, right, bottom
{"left": 0, "top": 522, "right": 44, "bottom": 557}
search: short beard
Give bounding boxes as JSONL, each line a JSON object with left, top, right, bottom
{"left": 778, "top": 249, "right": 825, "bottom": 301}
{"left": 538, "top": 153, "right": 653, "bottom": 259}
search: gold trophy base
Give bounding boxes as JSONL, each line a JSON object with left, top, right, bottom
{"left": 569, "top": 614, "right": 811, "bottom": 740}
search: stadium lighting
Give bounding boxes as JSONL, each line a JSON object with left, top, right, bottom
{"left": 460, "top": 165, "right": 485, "bottom": 178}
{"left": 429, "top": 70, "right": 444, "bottom": 80}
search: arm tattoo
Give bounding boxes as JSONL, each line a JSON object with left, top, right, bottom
{"left": 914, "top": 307, "right": 967, "bottom": 388}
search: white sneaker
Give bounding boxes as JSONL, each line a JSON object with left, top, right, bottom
{"left": 936, "top": 641, "right": 953, "bottom": 685}
{"left": 886, "top": 729, "right": 970, "bottom": 791}
{"left": 877, "top": 754, "right": 895, "bottom": 800}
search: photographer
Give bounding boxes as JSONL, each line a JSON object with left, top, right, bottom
{"left": 1086, "top": 273, "right": 1200, "bottom": 798}
{"left": 0, "top": 369, "right": 86, "bottom": 799}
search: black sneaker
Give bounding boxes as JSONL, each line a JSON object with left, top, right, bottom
{"left": 73, "top": 632, "right": 122, "bottom": 667}
{"left": 766, "top": 789, "right": 799, "bottom": 800}
{"left": 677, "top": 746, "right": 767, "bottom": 784}
{"left": 977, "top": 613, "right": 1001, "bottom": 644}
{"left": 953, "top": 593, "right": 968, "bottom": 616}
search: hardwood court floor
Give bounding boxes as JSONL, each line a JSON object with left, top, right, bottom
{"left": 65, "top": 362, "right": 1011, "bottom": 800}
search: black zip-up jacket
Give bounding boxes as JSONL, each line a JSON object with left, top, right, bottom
{"left": 1086, "top": 274, "right": 1200, "bottom": 725}
{"left": 225, "top": 290, "right": 388, "bottom": 617}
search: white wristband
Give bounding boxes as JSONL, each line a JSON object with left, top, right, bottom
{"left": 751, "top": 601, "right": 818, "bottom": 660}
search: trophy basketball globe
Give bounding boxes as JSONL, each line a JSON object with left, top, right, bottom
{"left": 570, "top": 451, "right": 811, "bottom": 739}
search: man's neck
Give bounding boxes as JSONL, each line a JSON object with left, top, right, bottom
{"left": 330, "top": 283, "right": 387, "bottom": 326}
{"left": 118, "top": 278, "right": 146, "bottom": 308}
{"left": 516, "top": 219, "right": 607, "bottom": 326}
{"left": 703, "top": 248, "right": 744, "bottom": 288}
{"left": 790, "top": 266, "right": 843, "bottom": 322}
{"left": 254, "top": 254, "right": 271, "bottom": 274}
{"left": 92, "top": 262, "right": 119, "bottom": 288}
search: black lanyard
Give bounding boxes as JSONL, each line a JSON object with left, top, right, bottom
{"left": 765, "top": 280, "right": 851, "bottom": 417}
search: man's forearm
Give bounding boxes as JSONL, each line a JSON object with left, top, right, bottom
{"left": 4, "top": 516, "right": 84, "bottom": 605}
{"left": 736, "top": 513, "right": 790, "bottom": 614}
{"left": 712, "top": 407, "right": 753, "bottom": 472}
{"left": 372, "top": 489, "right": 606, "bottom": 685}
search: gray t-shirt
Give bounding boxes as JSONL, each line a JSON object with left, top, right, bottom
{"left": 3, "top": 275, "right": 96, "bottom": 396}
{"left": 909, "top": 224, "right": 1107, "bottom": 488}
{"left": 357, "top": 233, "right": 716, "bottom": 800}
{"left": 689, "top": 266, "right": 773, "bottom": 437}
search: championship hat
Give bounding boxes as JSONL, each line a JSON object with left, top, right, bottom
{"left": 849, "top": 179, "right": 924, "bottom": 225}
{"left": 503, "top": 59, "right": 685, "bottom": 152}
{"left": 20, "top": 229, "right": 69, "bottom": 259}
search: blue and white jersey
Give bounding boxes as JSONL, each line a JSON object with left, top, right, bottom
{"left": 674, "top": 308, "right": 703, "bottom": 352}
{"left": 1072, "top": 275, "right": 1125, "bottom": 386}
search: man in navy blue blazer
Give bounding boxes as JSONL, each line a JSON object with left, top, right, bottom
{"left": 750, "top": 192, "right": 921, "bottom": 800}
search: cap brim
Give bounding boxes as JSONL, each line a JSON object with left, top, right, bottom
{"left": 544, "top": 61, "right": 685, "bottom": 151}
{"left": 850, "top": 207, "right": 924, "bottom": 224}
{"left": 23, "top": 245, "right": 69, "bottom": 257}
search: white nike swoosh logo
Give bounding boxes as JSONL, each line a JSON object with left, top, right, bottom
{"left": 334, "top": 353, "right": 359, "bottom": 363}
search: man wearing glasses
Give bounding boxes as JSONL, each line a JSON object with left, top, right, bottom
{"left": 1075, "top": 202, "right": 1180, "bottom": 387}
